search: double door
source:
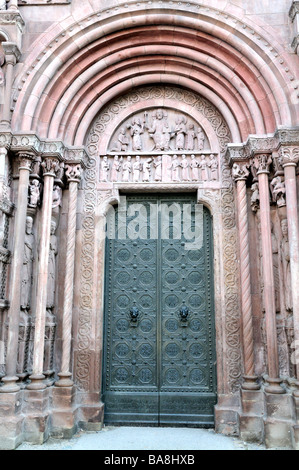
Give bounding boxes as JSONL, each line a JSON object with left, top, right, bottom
{"left": 103, "top": 195, "right": 216, "bottom": 426}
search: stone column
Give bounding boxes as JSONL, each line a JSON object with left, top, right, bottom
{"left": 55, "top": 163, "right": 81, "bottom": 387}
{"left": 1, "top": 152, "right": 33, "bottom": 392}
{"left": 252, "top": 154, "right": 284, "bottom": 394}
{"left": 0, "top": 43, "right": 20, "bottom": 131}
{"left": 232, "top": 162, "right": 259, "bottom": 390}
{"left": 279, "top": 147, "right": 299, "bottom": 390}
{"left": 27, "top": 156, "right": 59, "bottom": 390}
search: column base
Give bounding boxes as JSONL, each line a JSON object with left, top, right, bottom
{"left": 214, "top": 394, "right": 241, "bottom": 436}
{"left": 239, "top": 389, "right": 265, "bottom": 443}
{"left": 264, "top": 392, "right": 294, "bottom": 449}
{"left": 23, "top": 388, "right": 50, "bottom": 444}
{"left": 27, "top": 374, "right": 47, "bottom": 390}
{"left": 55, "top": 372, "right": 74, "bottom": 388}
{"left": 242, "top": 375, "right": 260, "bottom": 391}
{"left": 0, "top": 376, "right": 20, "bottom": 393}
{"left": 0, "top": 391, "right": 24, "bottom": 450}
{"left": 264, "top": 377, "right": 285, "bottom": 394}
{"left": 51, "top": 385, "right": 78, "bottom": 439}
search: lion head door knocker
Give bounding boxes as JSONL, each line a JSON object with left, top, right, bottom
{"left": 129, "top": 306, "right": 140, "bottom": 327}
{"left": 179, "top": 305, "right": 189, "bottom": 326}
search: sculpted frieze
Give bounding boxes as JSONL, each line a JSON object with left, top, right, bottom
{"left": 100, "top": 153, "right": 219, "bottom": 184}
{"left": 109, "top": 108, "right": 210, "bottom": 154}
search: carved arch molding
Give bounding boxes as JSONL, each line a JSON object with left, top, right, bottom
{"left": 75, "top": 85, "right": 241, "bottom": 395}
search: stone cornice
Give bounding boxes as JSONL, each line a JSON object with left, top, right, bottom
{"left": 2, "top": 42, "right": 21, "bottom": 63}
{"left": 0, "top": 132, "right": 12, "bottom": 150}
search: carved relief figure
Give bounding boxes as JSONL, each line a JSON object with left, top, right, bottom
{"left": 281, "top": 219, "right": 292, "bottom": 312}
{"left": 0, "top": 45, "right": 4, "bottom": 88}
{"left": 28, "top": 179, "right": 41, "bottom": 207}
{"left": 210, "top": 154, "right": 219, "bottom": 181}
{"left": 21, "top": 217, "right": 34, "bottom": 310}
{"left": 186, "top": 123, "right": 196, "bottom": 151}
{"left": 170, "top": 155, "right": 181, "bottom": 182}
{"left": 190, "top": 154, "right": 199, "bottom": 181}
{"left": 129, "top": 117, "right": 144, "bottom": 151}
{"left": 271, "top": 222, "right": 280, "bottom": 313}
{"left": 154, "top": 155, "right": 162, "bottom": 181}
{"left": 271, "top": 176, "right": 286, "bottom": 207}
{"left": 174, "top": 115, "right": 187, "bottom": 151}
{"left": 101, "top": 156, "right": 110, "bottom": 182}
{"left": 133, "top": 155, "right": 142, "bottom": 182}
{"left": 147, "top": 109, "right": 171, "bottom": 151}
{"left": 47, "top": 220, "right": 58, "bottom": 309}
{"left": 197, "top": 126, "right": 205, "bottom": 151}
{"left": 122, "top": 156, "right": 132, "bottom": 182}
{"left": 111, "top": 155, "right": 122, "bottom": 182}
{"left": 199, "top": 155, "right": 208, "bottom": 181}
{"left": 181, "top": 154, "right": 190, "bottom": 181}
{"left": 142, "top": 158, "right": 152, "bottom": 182}
{"left": 111, "top": 128, "right": 129, "bottom": 152}
{"left": 52, "top": 185, "right": 62, "bottom": 208}
{"left": 0, "top": 0, "right": 6, "bottom": 10}
{"left": 251, "top": 182, "right": 260, "bottom": 212}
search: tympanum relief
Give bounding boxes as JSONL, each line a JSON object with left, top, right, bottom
{"left": 103, "top": 108, "right": 218, "bottom": 185}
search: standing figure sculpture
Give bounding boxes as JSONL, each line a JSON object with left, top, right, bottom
{"left": 181, "top": 155, "right": 190, "bottom": 182}
{"left": 197, "top": 126, "right": 205, "bottom": 151}
{"left": 154, "top": 156, "right": 162, "bottom": 181}
{"left": 129, "top": 117, "right": 144, "bottom": 152}
{"left": 209, "top": 155, "right": 219, "bottom": 181}
{"left": 28, "top": 179, "right": 41, "bottom": 208}
{"left": 142, "top": 158, "right": 152, "bottom": 182}
{"left": 133, "top": 156, "right": 142, "bottom": 182}
{"left": 199, "top": 155, "right": 209, "bottom": 181}
{"left": 190, "top": 155, "right": 199, "bottom": 181}
{"left": 174, "top": 115, "right": 187, "bottom": 151}
{"left": 21, "top": 217, "right": 35, "bottom": 311}
{"left": 101, "top": 156, "right": 110, "bottom": 182}
{"left": 47, "top": 220, "right": 58, "bottom": 310}
{"left": 281, "top": 219, "right": 292, "bottom": 312}
{"left": 111, "top": 155, "right": 122, "bottom": 182}
{"left": 185, "top": 124, "right": 196, "bottom": 151}
{"left": 170, "top": 155, "right": 181, "bottom": 182}
{"left": 122, "top": 156, "right": 132, "bottom": 182}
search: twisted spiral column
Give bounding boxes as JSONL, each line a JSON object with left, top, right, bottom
{"left": 235, "top": 176, "right": 259, "bottom": 390}
{"left": 56, "top": 167, "right": 81, "bottom": 387}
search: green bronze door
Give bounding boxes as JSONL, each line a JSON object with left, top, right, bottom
{"left": 102, "top": 195, "right": 216, "bottom": 426}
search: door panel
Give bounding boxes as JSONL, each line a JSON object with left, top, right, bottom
{"left": 103, "top": 195, "right": 216, "bottom": 426}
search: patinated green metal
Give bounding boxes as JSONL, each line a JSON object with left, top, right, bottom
{"left": 102, "top": 195, "right": 216, "bottom": 426}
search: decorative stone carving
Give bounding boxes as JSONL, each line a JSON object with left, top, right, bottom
{"left": 142, "top": 158, "right": 152, "bottom": 182}
{"left": 83, "top": 84, "right": 234, "bottom": 395}
{"left": 252, "top": 154, "right": 272, "bottom": 174}
{"left": 153, "top": 155, "right": 162, "bottom": 181}
{"left": 190, "top": 154, "right": 199, "bottom": 181}
{"left": 28, "top": 179, "right": 41, "bottom": 208}
{"left": 122, "top": 156, "right": 132, "bottom": 182}
{"left": 46, "top": 220, "right": 57, "bottom": 310}
{"left": 250, "top": 182, "right": 260, "bottom": 212}
{"left": 197, "top": 126, "right": 205, "bottom": 151}
{"left": 21, "top": 216, "right": 34, "bottom": 311}
{"left": 108, "top": 106, "right": 210, "bottom": 154}
{"left": 111, "top": 128, "right": 129, "bottom": 152}
{"left": 280, "top": 219, "right": 292, "bottom": 312}
{"left": 65, "top": 163, "right": 81, "bottom": 183}
{"left": 52, "top": 184, "right": 62, "bottom": 208}
{"left": 181, "top": 154, "right": 190, "bottom": 181}
{"left": 128, "top": 116, "right": 145, "bottom": 151}
{"left": 174, "top": 115, "right": 187, "bottom": 151}
{"left": 0, "top": 45, "right": 5, "bottom": 90}
{"left": 232, "top": 162, "right": 250, "bottom": 181}
{"left": 41, "top": 156, "right": 59, "bottom": 177}
{"left": 0, "top": 0, "right": 6, "bottom": 10}
{"left": 111, "top": 155, "right": 123, "bottom": 183}
{"left": 279, "top": 146, "right": 299, "bottom": 167}
{"left": 270, "top": 176, "right": 286, "bottom": 207}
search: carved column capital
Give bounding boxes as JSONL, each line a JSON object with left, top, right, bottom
{"left": 232, "top": 162, "right": 250, "bottom": 182}
{"left": 17, "top": 151, "right": 34, "bottom": 171}
{"left": 2, "top": 42, "right": 21, "bottom": 65}
{"left": 41, "top": 156, "right": 60, "bottom": 177}
{"left": 279, "top": 147, "right": 299, "bottom": 168}
{"left": 251, "top": 153, "right": 272, "bottom": 175}
{"left": 65, "top": 163, "right": 82, "bottom": 184}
